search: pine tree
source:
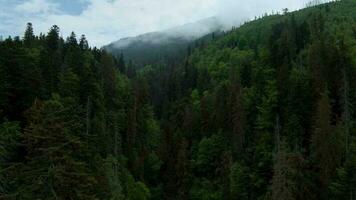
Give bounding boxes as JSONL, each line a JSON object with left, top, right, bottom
{"left": 42, "top": 25, "right": 61, "bottom": 94}
{"left": 0, "top": 121, "right": 20, "bottom": 196}
{"left": 270, "top": 140, "right": 296, "bottom": 200}
{"left": 46, "top": 25, "right": 60, "bottom": 51}
{"left": 117, "top": 53, "right": 126, "bottom": 74}
{"left": 67, "top": 32, "right": 78, "bottom": 46}
{"left": 230, "top": 162, "right": 249, "bottom": 200}
{"left": 230, "top": 82, "right": 245, "bottom": 158}
{"left": 311, "top": 91, "right": 342, "bottom": 190}
{"left": 58, "top": 68, "right": 80, "bottom": 98}
{"left": 79, "top": 34, "right": 89, "bottom": 50}
{"left": 16, "top": 95, "right": 98, "bottom": 199}
{"left": 23, "top": 23, "right": 35, "bottom": 47}
{"left": 104, "top": 155, "right": 125, "bottom": 200}
{"left": 127, "top": 60, "right": 136, "bottom": 78}
{"left": 330, "top": 137, "right": 356, "bottom": 200}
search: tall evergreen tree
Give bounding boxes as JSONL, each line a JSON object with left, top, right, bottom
{"left": 23, "top": 23, "right": 35, "bottom": 47}
{"left": 79, "top": 34, "right": 89, "bottom": 50}
{"left": 270, "top": 140, "right": 296, "bottom": 200}
{"left": 16, "top": 96, "right": 99, "bottom": 199}
{"left": 311, "top": 91, "right": 342, "bottom": 192}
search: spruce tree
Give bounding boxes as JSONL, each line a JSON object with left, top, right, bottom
{"left": 79, "top": 34, "right": 89, "bottom": 50}
{"left": 311, "top": 91, "right": 342, "bottom": 191}
{"left": 17, "top": 96, "right": 98, "bottom": 199}
{"left": 23, "top": 23, "right": 35, "bottom": 47}
{"left": 270, "top": 140, "right": 296, "bottom": 200}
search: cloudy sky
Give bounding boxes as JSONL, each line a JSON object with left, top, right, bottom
{"left": 0, "top": 0, "right": 324, "bottom": 47}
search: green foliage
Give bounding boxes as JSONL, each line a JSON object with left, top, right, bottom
{"left": 311, "top": 91, "right": 342, "bottom": 188}
{"left": 0, "top": 22, "right": 159, "bottom": 199}
{"left": 230, "top": 162, "right": 249, "bottom": 200}
{"left": 23, "top": 23, "right": 35, "bottom": 47}
{"left": 329, "top": 137, "right": 356, "bottom": 199}
{"left": 0, "top": 121, "right": 20, "bottom": 162}
{"left": 193, "top": 134, "right": 227, "bottom": 177}
{"left": 0, "top": 121, "right": 20, "bottom": 194}
{"left": 1, "top": 1, "right": 356, "bottom": 199}
{"left": 190, "top": 178, "right": 223, "bottom": 200}
{"left": 103, "top": 155, "right": 125, "bottom": 200}
{"left": 129, "top": 182, "right": 151, "bottom": 200}
{"left": 270, "top": 140, "right": 296, "bottom": 200}
{"left": 15, "top": 95, "right": 98, "bottom": 199}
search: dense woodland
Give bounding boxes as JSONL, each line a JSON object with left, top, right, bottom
{"left": 1, "top": 0, "right": 356, "bottom": 199}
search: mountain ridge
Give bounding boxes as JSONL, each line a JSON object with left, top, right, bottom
{"left": 105, "top": 16, "right": 224, "bottom": 48}
{"left": 103, "top": 16, "right": 228, "bottom": 67}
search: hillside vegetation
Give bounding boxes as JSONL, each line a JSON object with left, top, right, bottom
{"left": 104, "top": 17, "right": 223, "bottom": 68}
{"left": 1, "top": 0, "right": 356, "bottom": 199}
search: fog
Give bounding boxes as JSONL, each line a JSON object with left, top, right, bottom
{"left": 0, "top": 0, "right": 332, "bottom": 47}
{"left": 110, "top": 0, "right": 332, "bottom": 48}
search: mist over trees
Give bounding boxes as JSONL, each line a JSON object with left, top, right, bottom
{"left": 1, "top": 0, "right": 356, "bottom": 199}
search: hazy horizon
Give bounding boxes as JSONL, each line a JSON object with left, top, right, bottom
{"left": 0, "top": 0, "right": 330, "bottom": 47}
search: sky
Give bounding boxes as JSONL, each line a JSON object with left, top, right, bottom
{"left": 0, "top": 0, "right": 327, "bottom": 47}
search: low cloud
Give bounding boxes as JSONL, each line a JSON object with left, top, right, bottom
{"left": 15, "top": 0, "right": 59, "bottom": 14}
{"left": 0, "top": 0, "right": 331, "bottom": 47}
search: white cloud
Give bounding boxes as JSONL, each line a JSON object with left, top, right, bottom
{"left": 15, "top": 0, "right": 59, "bottom": 14}
{"left": 0, "top": 0, "right": 330, "bottom": 47}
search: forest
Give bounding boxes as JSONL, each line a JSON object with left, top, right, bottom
{"left": 1, "top": 0, "right": 356, "bottom": 199}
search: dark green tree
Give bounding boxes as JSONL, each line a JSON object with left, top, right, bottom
{"left": 23, "top": 23, "right": 35, "bottom": 47}
{"left": 311, "top": 91, "right": 342, "bottom": 193}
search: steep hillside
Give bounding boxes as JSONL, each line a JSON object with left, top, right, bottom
{"left": 104, "top": 17, "right": 225, "bottom": 68}
{"left": 136, "top": 0, "right": 356, "bottom": 199}
{"left": 1, "top": 0, "right": 356, "bottom": 200}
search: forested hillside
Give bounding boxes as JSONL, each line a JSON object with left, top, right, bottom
{"left": 1, "top": 0, "right": 356, "bottom": 199}
{"left": 104, "top": 17, "right": 224, "bottom": 68}
{"left": 0, "top": 24, "right": 156, "bottom": 199}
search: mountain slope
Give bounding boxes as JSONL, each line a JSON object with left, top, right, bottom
{"left": 1, "top": 0, "right": 356, "bottom": 200}
{"left": 135, "top": 1, "right": 356, "bottom": 199}
{"left": 104, "top": 17, "right": 225, "bottom": 67}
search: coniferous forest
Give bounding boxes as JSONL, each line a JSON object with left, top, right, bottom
{"left": 1, "top": 0, "right": 356, "bottom": 199}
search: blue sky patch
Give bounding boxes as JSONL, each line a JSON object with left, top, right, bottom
{"left": 51, "top": 0, "right": 89, "bottom": 15}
